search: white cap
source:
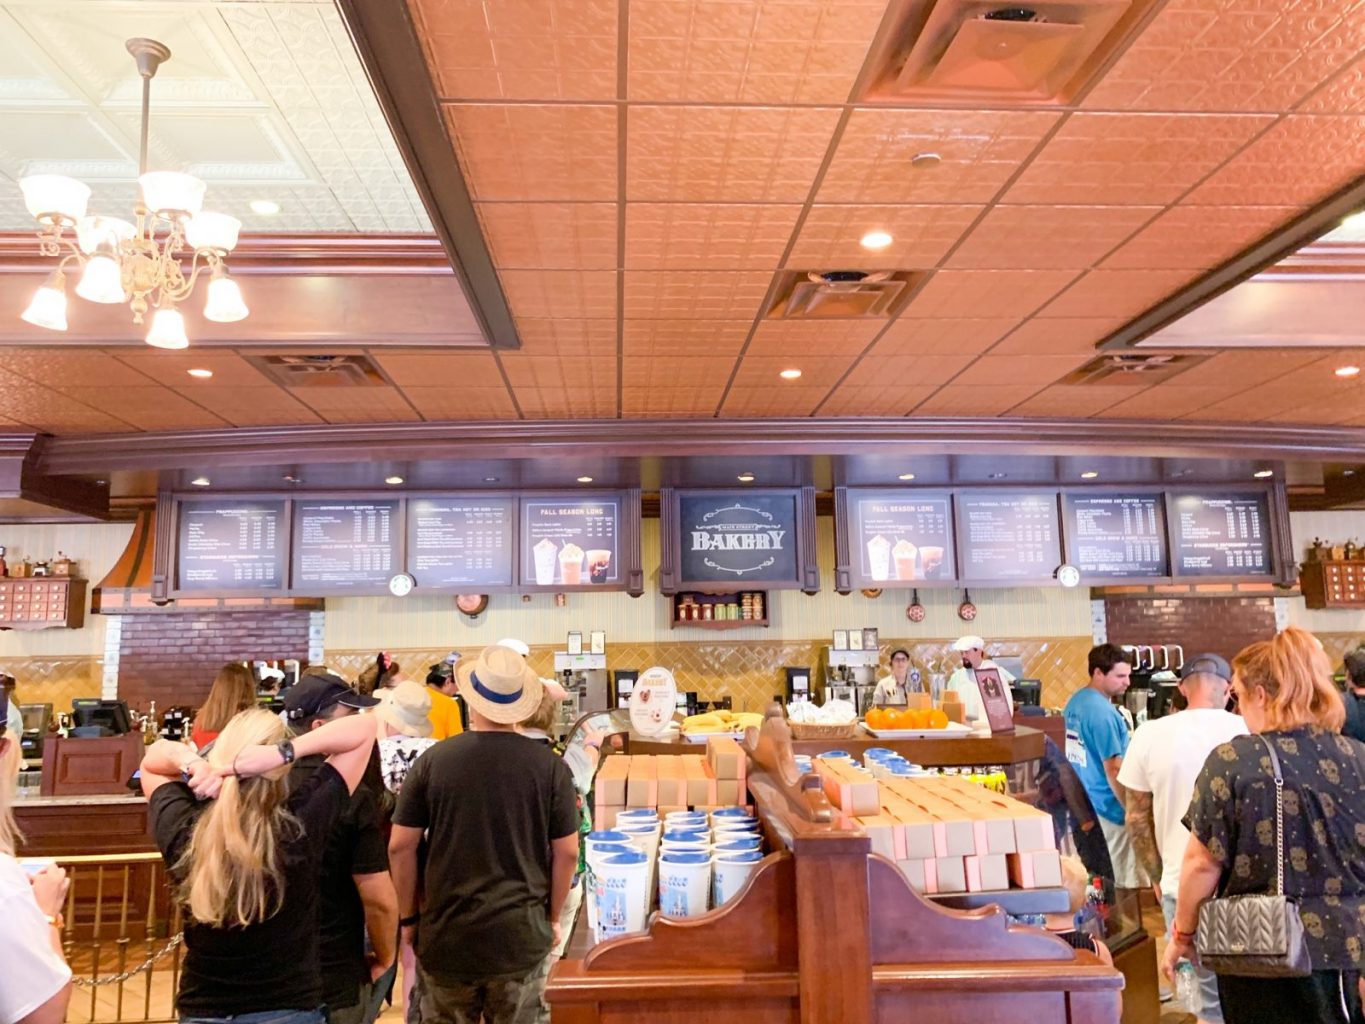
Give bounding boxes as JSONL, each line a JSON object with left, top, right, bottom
{"left": 952, "top": 635, "right": 985, "bottom": 652}
{"left": 495, "top": 637, "right": 530, "bottom": 657}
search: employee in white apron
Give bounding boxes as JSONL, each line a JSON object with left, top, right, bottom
{"left": 872, "top": 648, "right": 915, "bottom": 707}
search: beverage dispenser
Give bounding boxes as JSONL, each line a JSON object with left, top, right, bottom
{"left": 824, "top": 648, "right": 879, "bottom": 713}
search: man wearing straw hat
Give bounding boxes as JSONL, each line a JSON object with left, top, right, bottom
{"left": 389, "top": 645, "right": 579, "bottom": 1024}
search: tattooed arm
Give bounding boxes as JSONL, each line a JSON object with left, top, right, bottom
{"left": 1125, "top": 788, "right": 1162, "bottom": 888}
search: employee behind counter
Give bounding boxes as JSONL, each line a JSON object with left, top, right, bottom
{"left": 945, "top": 634, "right": 1017, "bottom": 724}
{"left": 872, "top": 648, "right": 920, "bottom": 707}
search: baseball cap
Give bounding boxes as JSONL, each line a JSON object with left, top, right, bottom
{"left": 952, "top": 635, "right": 985, "bottom": 652}
{"left": 1180, "top": 653, "right": 1232, "bottom": 683}
{"left": 495, "top": 637, "right": 530, "bottom": 657}
{"left": 283, "top": 669, "right": 379, "bottom": 722}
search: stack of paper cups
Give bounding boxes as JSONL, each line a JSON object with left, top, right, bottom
{"left": 712, "top": 849, "right": 763, "bottom": 907}
{"left": 585, "top": 831, "right": 633, "bottom": 936}
{"left": 595, "top": 849, "right": 651, "bottom": 941}
{"left": 658, "top": 851, "right": 713, "bottom": 918}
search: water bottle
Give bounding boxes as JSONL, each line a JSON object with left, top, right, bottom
{"left": 1174, "top": 961, "right": 1198, "bottom": 1012}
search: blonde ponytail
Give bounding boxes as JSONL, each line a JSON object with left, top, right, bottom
{"left": 179, "top": 708, "right": 300, "bottom": 928}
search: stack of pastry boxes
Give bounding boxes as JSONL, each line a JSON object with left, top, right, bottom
{"left": 815, "top": 758, "right": 1060, "bottom": 894}
{"left": 592, "top": 737, "right": 748, "bottom": 827}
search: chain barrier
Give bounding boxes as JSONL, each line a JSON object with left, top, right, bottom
{"left": 71, "top": 933, "right": 183, "bottom": 988}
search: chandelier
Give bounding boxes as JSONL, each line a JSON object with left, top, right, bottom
{"left": 18, "top": 38, "right": 248, "bottom": 349}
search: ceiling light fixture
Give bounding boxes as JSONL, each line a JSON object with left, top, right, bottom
{"left": 249, "top": 199, "right": 280, "bottom": 216}
{"left": 1344, "top": 469, "right": 1357, "bottom": 477}
{"left": 737, "top": 473, "right": 755, "bottom": 483}
{"left": 187, "top": 367, "right": 213, "bottom": 379}
{"left": 577, "top": 476, "right": 594, "bottom": 483}
{"left": 385, "top": 475, "right": 404, "bottom": 485}
{"left": 17, "top": 38, "right": 246, "bottom": 349}
{"left": 1253, "top": 469, "right": 1274, "bottom": 478}
{"left": 910, "top": 152, "right": 942, "bottom": 170}
{"left": 898, "top": 473, "right": 916, "bottom": 481}
{"left": 1339, "top": 211, "right": 1365, "bottom": 232}
{"left": 1335, "top": 365, "right": 1361, "bottom": 378}
{"left": 987, "top": 472, "right": 1008, "bottom": 480}
{"left": 779, "top": 368, "right": 802, "bottom": 380}
{"left": 483, "top": 476, "right": 499, "bottom": 483}
{"left": 1080, "top": 471, "right": 1099, "bottom": 479}
{"left": 190, "top": 476, "right": 210, "bottom": 487}
{"left": 860, "top": 230, "right": 893, "bottom": 251}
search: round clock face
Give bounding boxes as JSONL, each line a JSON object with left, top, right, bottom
{"left": 388, "top": 573, "right": 415, "bottom": 597}
{"left": 958, "top": 601, "right": 978, "bottom": 622}
{"left": 1056, "top": 564, "right": 1082, "bottom": 588}
{"left": 906, "top": 602, "right": 926, "bottom": 623}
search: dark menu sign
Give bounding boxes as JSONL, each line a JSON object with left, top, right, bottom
{"left": 957, "top": 491, "right": 1061, "bottom": 581}
{"left": 678, "top": 491, "right": 799, "bottom": 584}
{"left": 407, "top": 497, "right": 514, "bottom": 588}
{"left": 850, "top": 490, "right": 955, "bottom": 585}
{"left": 176, "top": 499, "right": 285, "bottom": 591}
{"left": 292, "top": 500, "right": 398, "bottom": 589}
{"left": 1064, "top": 494, "right": 1168, "bottom": 578}
{"left": 520, "top": 496, "right": 622, "bottom": 587}
{"left": 1170, "top": 492, "right": 1272, "bottom": 576}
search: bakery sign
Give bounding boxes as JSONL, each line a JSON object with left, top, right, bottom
{"left": 678, "top": 491, "right": 800, "bottom": 584}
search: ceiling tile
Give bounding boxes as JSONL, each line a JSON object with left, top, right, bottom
{"left": 719, "top": 384, "right": 832, "bottom": 417}
{"left": 838, "top": 351, "right": 976, "bottom": 387}
{"left": 1258, "top": 400, "right": 1365, "bottom": 425}
{"left": 946, "top": 205, "right": 1160, "bottom": 270}
{"left": 1080, "top": 1, "right": 1365, "bottom": 113}
{"left": 514, "top": 318, "right": 618, "bottom": 357}
{"left": 1004, "top": 113, "right": 1275, "bottom": 206}
{"left": 624, "top": 271, "right": 772, "bottom": 319}
{"left": 1185, "top": 115, "right": 1365, "bottom": 206}
{"left": 289, "top": 386, "right": 422, "bottom": 423}
{"left": 744, "top": 319, "right": 881, "bottom": 356}
{"left": 816, "top": 109, "right": 1060, "bottom": 205}
{"left": 900, "top": 270, "right": 1081, "bottom": 319}
{"left": 627, "top": 105, "right": 840, "bottom": 202}
{"left": 402, "top": 386, "right": 522, "bottom": 421}
{"left": 498, "top": 270, "right": 618, "bottom": 318}
{"left": 370, "top": 351, "right": 510, "bottom": 388}
{"left": 514, "top": 385, "right": 619, "bottom": 419}
{"left": 410, "top": 0, "right": 618, "bottom": 101}
{"left": 0, "top": 349, "right": 154, "bottom": 388}
{"left": 873, "top": 318, "right": 1018, "bottom": 355}
{"left": 1160, "top": 350, "right": 1327, "bottom": 390}
{"left": 110, "top": 351, "right": 275, "bottom": 387}
{"left": 57, "top": 386, "right": 228, "bottom": 431}
{"left": 951, "top": 353, "right": 1093, "bottom": 388}
{"left": 786, "top": 205, "right": 983, "bottom": 270}
{"left": 621, "top": 387, "right": 728, "bottom": 418}
{"left": 1299, "top": 53, "right": 1365, "bottom": 113}
{"left": 817, "top": 385, "right": 937, "bottom": 417}
{"left": 911, "top": 385, "right": 1043, "bottom": 417}
{"left": 628, "top": 0, "right": 887, "bottom": 104}
{"left": 987, "top": 318, "right": 1122, "bottom": 355}
{"left": 1093, "top": 385, "right": 1233, "bottom": 420}
{"left": 622, "top": 354, "right": 736, "bottom": 388}
{"left": 477, "top": 202, "right": 618, "bottom": 269}
{"left": 625, "top": 203, "right": 802, "bottom": 269}
{"left": 622, "top": 320, "right": 752, "bottom": 357}
{"left": 445, "top": 104, "right": 618, "bottom": 201}
{"left": 1008, "top": 384, "right": 1152, "bottom": 418}
{"left": 1101, "top": 204, "right": 1299, "bottom": 270}
{"left": 0, "top": 372, "right": 130, "bottom": 434}
{"left": 1037, "top": 269, "right": 1195, "bottom": 319}
{"left": 729, "top": 353, "right": 857, "bottom": 388}
{"left": 170, "top": 386, "right": 325, "bottom": 428}
{"left": 500, "top": 349, "right": 618, "bottom": 391}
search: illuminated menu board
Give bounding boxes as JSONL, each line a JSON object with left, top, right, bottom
{"left": 1064, "top": 494, "right": 1168, "bottom": 579}
{"left": 176, "top": 499, "right": 285, "bottom": 591}
{"left": 1170, "top": 492, "right": 1273, "bottom": 577}
{"left": 407, "top": 497, "right": 514, "bottom": 588}
{"left": 520, "top": 496, "right": 622, "bottom": 588}
{"left": 848, "top": 490, "right": 955, "bottom": 586}
{"left": 956, "top": 492, "right": 1062, "bottom": 581}
{"left": 292, "top": 500, "right": 399, "bottom": 590}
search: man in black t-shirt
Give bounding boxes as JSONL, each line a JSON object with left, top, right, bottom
{"left": 390, "top": 646, "right": 579, "bottom": 1024}
{"left": 284, "top": 672, "right": 397, "bottom": 1024}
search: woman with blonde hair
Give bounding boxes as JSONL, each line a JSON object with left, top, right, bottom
{"left": 189, "top": 662, "right": 257, "bottom": 750}
{"left": 141, "top": 705, "right": 376, "bottom": 1024}
{"left": 1161, "top": 627, "right": 1364, "bottom": 1024}
{"left": 0, "top": 690, "right": 72, "bottom": 1024}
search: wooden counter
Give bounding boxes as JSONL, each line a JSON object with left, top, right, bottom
{"left": 14, "top": 794, "right": 154, "bottom": 856}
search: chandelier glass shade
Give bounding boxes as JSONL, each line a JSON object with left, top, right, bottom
{"left": 17, "top": 39, "right": 248, "bottom": 347}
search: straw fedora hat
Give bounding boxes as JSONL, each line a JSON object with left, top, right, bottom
{"left": 456, "top": 644, "right": 544, "bottom": 725}
{"left": 375, "top": 679, "right": 433, "bottom": 738}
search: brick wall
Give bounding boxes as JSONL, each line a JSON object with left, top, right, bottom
{"left": 116, "top": 610, "right": 311, "bottom": 712}
{"left": 1102, "top": 595, "right": 1277, "bottom": 662}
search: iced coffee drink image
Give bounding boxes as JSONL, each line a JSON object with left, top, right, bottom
{"left": 586, "top": 548, "right": 612, "bottom": 584}
{"left": 559, "top": 542, "right": 585, "bottom": 585}
{"left": 920, "top": 545, "right": 945, "bottom": 579}
{"left": 892, "top": 539, "right": 918, "bottom": 581}
{"left": 533, "top": 538, "right": 559, "bottom": 585}
{"left": 867, "top": 534, "right": 892, "bottom": 581}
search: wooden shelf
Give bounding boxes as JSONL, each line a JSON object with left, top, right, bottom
{"left": 671, "top": 616, "right": 770, "bottom": 631}
{"left": 0, "top": 578, "right": 86, "bottom": 630}
{"left": 1300, "top": 559, "right": 1365, "bottom": 608}
{"left": 670, "top": 590, "right": 769, "bottom": 629}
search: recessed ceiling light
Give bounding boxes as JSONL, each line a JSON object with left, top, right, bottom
{"left": 987, "top": 472, "right": 1008, "bottom": 480}
{"left": 910, "top": 152, "right": 942, "bottom": 170}
{"left": 860, "top": 230, "right": 893, "bottom": 251}
{"left": 385, "top": 475, "right": 404, "bottom": 485}
{"left": 483, "top": 476, "right": 499, "bottom": 483}
{"left": 898, "top": 473, "right": 916, "bottom": 481}
{"left": 779, "top": 368, "right": 802, "bottom": 380}
{"left": 1344, "top": 469, "right": 1357, "bottom": 477}
{"left": 1253, "top": 469, "right": 1274, "bottom": 478}
{"left": 191, "top": 476, "right": 210, "bottom": 487}
{"left": 187, "top": 367, "right": 213, "bottom": 379}
{"left": 250, "top": 199, "right": 280, "bottom": 216}
{"left": 1080, "top": 471, "right": 1099, "bottom": 479}
{"left": 1335, "top": 365, "right": 1361, "bottom": 378}
{"left": 282, "top": 474, "right": 301, "bottom": 483}
{"left": 1339, "top": 211, "right": 1365, "bottom": 231}
{"left": 95, "top": 478, "right": 106, "bottom": 486}
{"left": 577, "top": 476, "right": 594, "bottom": 483}
{"left": 737, "top": 473, "right": 755, "bottom": 483}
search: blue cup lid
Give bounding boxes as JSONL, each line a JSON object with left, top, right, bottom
{"left": 820, "top": 750, "right": 850, "bottom": 758}
{"left": 602, "top": 850, "right": 648, "bottom": 865}
{"left": 711, "top": 806, "right": 748, "bottom": 817}
{"left": 662, "top": 831, "right": 708, "bottom": 843}
{"left": 588, "top": 830, "right": 630, "bottom": 843}
{"left": 716, "top": 849, "right": 763, "bottom": 862}
{"left": 715, "top": 836, "right": 761, "bottom": 847}
{"left": 660, "top": 851, "right": 711, "bottom": 864}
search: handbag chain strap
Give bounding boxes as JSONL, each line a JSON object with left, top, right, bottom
{"left": 1260, "top": 735, "right": 1285, "bottom": 897}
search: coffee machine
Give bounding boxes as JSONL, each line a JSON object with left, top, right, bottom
{"left": 554, "top": 651, "right": 610, "bottom": 720}
{"left": 824, "top": 648, "right": 879, "bottom": 713}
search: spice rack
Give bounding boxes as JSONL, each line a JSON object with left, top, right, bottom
{"left": 1299, "top": 560, "right": 1365, "bottom": 608}
{"left": 670, "top": 591, "right": 769, "bottom": 630}
{"left": 0, "top": 578, "right": 87, "bottom": 630}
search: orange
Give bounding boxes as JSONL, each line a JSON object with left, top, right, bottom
{"left": 884, "top": 708, "right": 908, "bottom": 730}
{"left": 866, "top": 708, "right": 888, "bottom": 730}
{"left": 925, "top": 709, "right": 949, "bottom": 730}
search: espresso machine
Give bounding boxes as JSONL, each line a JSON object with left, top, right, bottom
{"left": 1119, "top": 644, "right": 1184, "bottom": 725}
{"left": 824, "top": 647, "right": 879, "bottom": 713}
{"left": 554, "top": 651, "right": 610, "bottom": 732}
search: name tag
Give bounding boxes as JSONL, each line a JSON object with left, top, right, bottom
{"left": 1065, "top": 729, "right": 1088, "bottom": 769}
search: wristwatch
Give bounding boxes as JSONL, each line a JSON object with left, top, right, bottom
{"left": 276, "top": 740, "right": 296, "bottom": 765}
{"left": 45, "top": 913, "right": 64, "bottom": 930}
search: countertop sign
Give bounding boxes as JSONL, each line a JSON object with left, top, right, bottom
{"left": 678, "top": 492, "right": 799, "bottom": 584}
{"left": 176, "top": 499, "right": 285, "bottom": 591}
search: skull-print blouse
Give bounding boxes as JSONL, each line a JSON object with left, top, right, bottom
{"left": 1184, "top": 727, "right": 1365, "bottom": 971}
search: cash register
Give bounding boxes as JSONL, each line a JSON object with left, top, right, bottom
{"left": 19, "top": 703, "right": 51, "bottom": 759}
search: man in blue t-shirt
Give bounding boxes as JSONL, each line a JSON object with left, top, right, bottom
{"left": 1065, "top": 644, "right": 1143, "bottom": 889}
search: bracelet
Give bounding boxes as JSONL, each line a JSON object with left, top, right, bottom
{"left": 1172, "top": 925, "right": 1197, "bottom": 943}
{"left": 45, "top": 913, "right": 64, "bottom": 930}
{"left": 276, "top": 739, "right": 296, "bottom": 765}
{"left": 399, "top": 912, "right": 420, "bottom": 927}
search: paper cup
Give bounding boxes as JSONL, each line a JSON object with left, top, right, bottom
{"left": 662, "top": 827, "right": 708, "bottom": 843}
{"left": 711, "top": 816, "right": 760, "bottom": 832}
{"left": 713, "top": 835, "right": 761, "bottom": 855}
{"left": 616, "top": 809, "right": 659, "bottom": 824}
{"left": 664, "top": 812, "right": 708, "bottom": 827}
{"left": 712, "top": 850, "right": 763, "bottom": 906}
{"left": 595, "top": 850, "right": 651, "bottom": 941}
{"left": 661, "top": 840, "right": 710, "bottom": 857}
{"left": 585, "top": 832, "right": 634, "bottom": 935}
{"left": 616, "top": 821, "right": 661, "bottom": 862}
{"left": 658, "top": 851, "right": 712, "bottom": 918}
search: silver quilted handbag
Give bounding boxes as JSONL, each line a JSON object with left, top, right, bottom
{"left": 1195, "top": 736, "right": 1312, "bottom": 978}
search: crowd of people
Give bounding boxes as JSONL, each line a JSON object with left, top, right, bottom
{"left": 0, "top": 627, "right": 1361, "bottom": 1024}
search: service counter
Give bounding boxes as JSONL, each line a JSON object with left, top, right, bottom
{"left": 13, "top": 794, "right": 154, "bottom": 857}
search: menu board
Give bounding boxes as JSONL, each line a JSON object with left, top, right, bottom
{"left": 678, "top": 491, "right": 800, "bottom": 585}
{"left": 407, "top": 497, "right": 514, "bottom": 588}
{"left": 1064, "top": 493, "right": 1168, "bottom": 578}
{"left": 956, "top": 491, "right": 1061, "bottom": 581}
{"left": 849, "top": 490, "right": 955, "bottom": 585}
{"left": 520, "top": 496, "right": 621, "bottom": 587}
{"left": 292, "top": 500, "right": 399, "bottom": 589}
{"left": 176, "top": 499, "right": 285, "bottom": 591}
{"left": 1170, "top": 492, "right": 1273, "bottom": 576}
